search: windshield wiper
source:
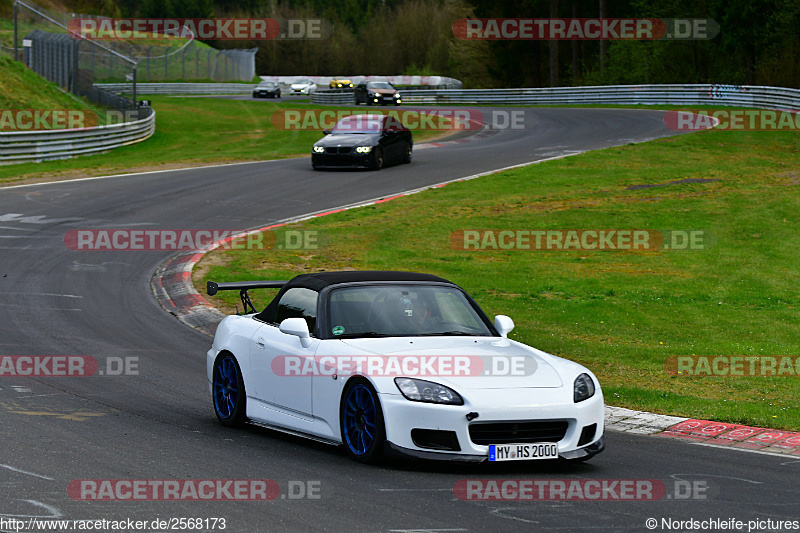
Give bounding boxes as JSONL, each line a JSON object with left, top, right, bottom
{"left": 336, "top": 331, "right": 389, "bottom": 339}
{"left": 417, "top": 331, "right": 477, "bottom": 336}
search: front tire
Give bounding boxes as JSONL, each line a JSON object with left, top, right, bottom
{"left": 370, "top": 147, "right": 384, "bottom": 170}
{"left": 340, "top": 379, "right": 386, "bottom": 463}
{"left": 212, "top": 354, "right": 246, "bottom": 427}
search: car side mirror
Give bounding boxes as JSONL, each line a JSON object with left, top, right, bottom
{"left": 279, "top": 318, "right": 313, "bottom": 348}
{"left": 322, "top": 129, "right": 330, "bottom": 135}
{"left": 494, "top": 315, "right": 515, "bottom": 338}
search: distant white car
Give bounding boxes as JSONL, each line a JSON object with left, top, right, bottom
{"left": 290, "top": 79, "right": 316, "bottom": 95}
{"left": 206, "top": 271, "right": 605, "bottom": 464}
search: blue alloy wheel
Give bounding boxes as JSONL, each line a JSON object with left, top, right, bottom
{"left": 341, "top": 381, "right": 385, "bottom": 462}
{"left": 213, "top": 354, "right": 246, "bottom": 426}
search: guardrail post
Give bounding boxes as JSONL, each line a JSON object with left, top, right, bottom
{"left": 13, "top": 1, "right": 18, "bottom": 61}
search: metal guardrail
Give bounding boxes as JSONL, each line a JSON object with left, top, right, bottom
{"left": 96, "top": 78, "right": 464, "bottom": 97}
{"left": 310, "top": 90, "right": 354, "bottom": 105}
{"left": 96, "top": 82, "right": 260, "bottom": 95}
{"left": 0, "top": 110, "right": 156, "bottom": 164}
{"left": 311, "top": 84, "right": 800, "bottom": 110}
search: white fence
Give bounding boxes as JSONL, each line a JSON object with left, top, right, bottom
{"left": 0, "top": 111, "right": 155, "bottom": 164}
{"left": 311, "top": 84, "right": 800, "bottom": 110}
{"left": 96, "top": 82, "right": 257, "bottom": 95}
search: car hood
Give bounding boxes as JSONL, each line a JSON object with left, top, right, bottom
{"left": 315, "top": 133, "right": 380, "bottom": 147}
{"left": 291, "top": 83, "right": 312, "bottom": 88}
{"left": 338, "top": 337, "right": 564, "bottom": 389}
{"left": 368, "top": 89, "right": 397, "bottom": 95}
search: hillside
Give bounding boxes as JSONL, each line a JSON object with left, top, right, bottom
{"left": 0, "top": 55, "right": 104, "bottom": 126}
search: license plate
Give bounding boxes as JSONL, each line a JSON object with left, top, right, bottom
{"left": 488, "top": 442, "right": 559, "bottom": 461}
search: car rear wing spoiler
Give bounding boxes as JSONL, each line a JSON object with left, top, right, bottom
{"left": 206, "top": 280, "right": 287, "bottom": 314}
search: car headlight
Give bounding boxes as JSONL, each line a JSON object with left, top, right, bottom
{"left": 394, "top": 92, "right": 401, "bottom": 98}
{"left": 355, "top": 146, "right": 373, "bottom": 153}
{"left": 573, "top": 373, "right": 595, "bottom": 403}
{"left": 313, "top": 145, "right": 325, "bottom": 153}
{"left": 394, "top": 378, "right": 463, "bottom": 405}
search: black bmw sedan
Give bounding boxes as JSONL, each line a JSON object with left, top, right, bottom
{"left": 252, "top": 81, "right": 281, "bottom": 98}
{"left": 311, "top": 114, "right": 412, "bottom": 170}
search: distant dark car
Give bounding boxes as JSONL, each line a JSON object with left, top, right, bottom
{"left": 354, "top": 81, "right": 401, "bottom": 106}
{"left": 252, "top": 82, "right": 281, "bottom": 98}
{"left": 312, "top": 114, "right": 412, "bottom": 170}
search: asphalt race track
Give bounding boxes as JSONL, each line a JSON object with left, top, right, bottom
{"left": 1, "top": 107, "right": 799, "bottom": 532}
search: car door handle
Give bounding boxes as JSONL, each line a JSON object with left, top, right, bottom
{"left": 256, "top": 337, "right": 266, "bottom": 349}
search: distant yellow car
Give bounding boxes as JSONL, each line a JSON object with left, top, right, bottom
{"left": 330, "top": 77, "right": 354, "bottom": 89}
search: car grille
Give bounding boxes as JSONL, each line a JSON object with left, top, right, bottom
{"left": 469, "top": 420, "right": 569, "bottom": 445}
{"left": 325, "top": 147, "right": 352, "bottom": 154}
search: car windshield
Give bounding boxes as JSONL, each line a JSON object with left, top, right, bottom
{"left": 294, "top": 79, "right": 311, "bottom": 84}
{"left": 328, "top": 284, "right": 494, "bottom": 338}
{"left": 330, "top": 116, "right": 384, "bottom": 134}
{"left": 367, "top": 82, "right": 394, "bottom": 90}
{"left": 258, "top": 82, "right": 276, "bottom": 87}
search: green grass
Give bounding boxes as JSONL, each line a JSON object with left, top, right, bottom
{"left": 194, "top": 127, "right": 800, "bottom": 431}
{"left": 0, "top": 55, "right": 108, "bottom": 121}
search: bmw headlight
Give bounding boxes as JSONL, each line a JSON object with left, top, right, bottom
{"left": 394, "top": 378, "right": 463, "bottom": 405}
{"left": 355, "top": 146, "right": 373, "bottom": 153}
{"left": 313, "top": 145, "right": 325, "bottom": 153}
{"left": 573, "top": 373, "right": 595, "bottom": 403}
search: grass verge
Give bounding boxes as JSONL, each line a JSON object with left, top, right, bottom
{"left": 194, "top": 126, "right": 800, "bottom": 431}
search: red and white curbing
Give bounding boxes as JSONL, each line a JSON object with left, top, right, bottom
{"left": 606, "top": 406, "right": 800, "bottom": 456}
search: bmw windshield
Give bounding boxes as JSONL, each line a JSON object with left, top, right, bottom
{"left": 330, "top": 116, "right": 384, "bottom": 134}
{"left": 328, "top": 284, "right": 495, "bottom": 338}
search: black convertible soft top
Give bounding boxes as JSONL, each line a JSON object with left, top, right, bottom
{"left": 256, "top": 271, "right": 453, "bottom": 323}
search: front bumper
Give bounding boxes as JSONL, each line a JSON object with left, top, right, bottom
{"left": 378, "top": 387, "right": 605, "bottom": 461}
{"left": 312, "top": 152, "right": 372, "bottom": 168}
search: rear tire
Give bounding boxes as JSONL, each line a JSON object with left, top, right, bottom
{"left": 402, "top": 144, "right": 412, "bottom": 164}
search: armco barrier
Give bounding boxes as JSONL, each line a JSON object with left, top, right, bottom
{"left": 0, "top": 110, "right": 155, "bottom": 164}
{"left": 95, "top": 76, "right": 463, "bottom": 96}
{"left": 96, "top": 83, "right": 257, "bottom": 96}
{"left": 310, "top": 84, "right": 800, "bottom": 110}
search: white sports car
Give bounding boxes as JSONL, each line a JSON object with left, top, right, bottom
{"left": 289, "top": 78, "right": 316, "bottom": 95}
{"left": 206, "top": 271, "right": 605, "bottom": 463}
